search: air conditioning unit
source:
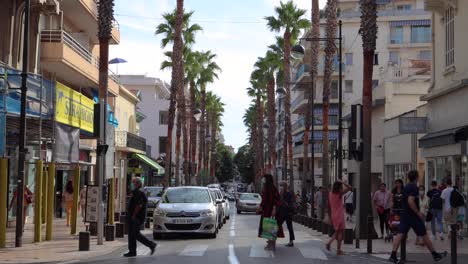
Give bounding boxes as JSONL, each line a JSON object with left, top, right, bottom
{"left": 37, "top": 0, "right": 60, "bottom": 15}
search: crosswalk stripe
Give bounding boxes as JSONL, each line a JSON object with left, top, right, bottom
{"left": 179, "top": 244, "right": 209, "bottom": 257}
{"left": 249, "top": 244, "right": 274, "bottom": 258}
{"left": 297, "top": 246, "right": 328, "bottom": 260}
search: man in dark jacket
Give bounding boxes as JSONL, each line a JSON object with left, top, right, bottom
{"left": 124, "top": 177, "right": 156, "bottom": 257}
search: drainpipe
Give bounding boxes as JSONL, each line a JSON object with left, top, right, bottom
{"left": 428, "top": 12, "right": 436, "bottom": 94}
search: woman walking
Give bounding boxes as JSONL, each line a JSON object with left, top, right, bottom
{"left": 373, "top": 183, "right": 391, "bottom": 238}
{"left": 257, "top": 174, "right": 284, "bottom": 251}
{"left": 277, "top": 181, "right": 296, "bottom": 247}
{"left": 391, "top": 179, "right": 404, "bottom": 214}
{"left": 63, "top": 180, "right": 74, "bottom": 227}
{"left": 326, "top": 180, "right": 352, "bottom": 255}
{"left": 416, "top": 185, "right": 429, "bottom": 246}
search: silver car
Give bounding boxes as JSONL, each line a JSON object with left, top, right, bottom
{"left": 209, "top": 189, "right": 224, "bottom": 229}
{"left": 153, "top": 187, "right": 219, "bottom": 239}
{"left": 236, "top": 193, "right": 262, "bottom": 214}
{"left": 144, "top": 186, "right": 164, "bottom": 218}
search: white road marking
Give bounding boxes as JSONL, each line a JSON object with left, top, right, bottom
{"left": 249, "top": 244, "right": 273, "bottom": 258}
{"left": 179, "top": 244, "right": 209, "bottom": 257}
{"left": 372, "top": 254, "right": 390, "bottom": 260}
{"left": 298, "top": 246, "right": 328, "bottom": 260}
{"left": 230, "top": 230, "right": 236, "bottom": 237}
{"left": 228, "top": 244, "right": 240, "bottom": 264}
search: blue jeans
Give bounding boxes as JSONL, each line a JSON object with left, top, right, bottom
{"left": 431, "top": 209, "right": 443, "bottom": 236}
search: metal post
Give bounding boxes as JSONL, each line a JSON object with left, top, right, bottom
{"left": 108, "top": 177, "right": 114, "bottom": 225}
{"left": 451, "top": 224, "right": 457, "bottom": 264}
{"left": 46, "top": 162, "right": 55, "bottom": 241}
{"left": 338, "top": 20, "right": 343, "bottom": 180}
{"left": 71, "top": 165, "right": 80, "bottom": 235}
{"left": 310, "top": 72, "right": 315, "bottom": 218}
{"left": 15, "top": 0, "right": 31, "bottom": 247}
{"left": 0, "top": 158, "right": 8, "bottom": 248}
{"left": 96, "top": 101, "right": 105, "bottom": 245}
{"left": 34, "top": 160, "right": 43, "bottom": 242}
{"left": 41, "top": 166, "right": 47, "bottom": 224}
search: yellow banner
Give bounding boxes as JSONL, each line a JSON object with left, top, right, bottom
{"left": 55, "top": 82, "right": 94, "bottom": 133}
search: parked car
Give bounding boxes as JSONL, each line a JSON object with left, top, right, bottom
{"left": 209, "top": 188, "right": 224, "bottom": 228}
{"left": 226, "top": 192, "right": 236, "bottom": 202}
{"left": 144, "top": 186, "right": 164, "bottom": 218}
{"left": 236, "top": 193, "right": 262, "bottom": 214}
{"left": 221, "top": 191, "right": 230, "bottom": 220}
{"left": 153, "top": 187, "right": 219, "bottom": 239}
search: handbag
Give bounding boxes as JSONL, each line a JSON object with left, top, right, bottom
{"left": 261, "top": 217, "right": 278, "bottom": 241}
{"left": 425, "top": 211, "right": 433, "bottom": 222}
{"left": 377, "top": 206, "right": 385, "bottom": 215}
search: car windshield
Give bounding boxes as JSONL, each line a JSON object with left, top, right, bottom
{"left": 240, "top": 193, "right": 261, "bottom": 201}
{"left": 162, "top": 188, "right": 211, "bottom": 204}
{"left": 145, "top": 187, "right": 163, "bottom": 197}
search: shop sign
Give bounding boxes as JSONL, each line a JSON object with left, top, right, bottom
{"left": 55, "top": 82, "right": 94, "bottom": 133}
{"left": 399, "top": 117, "right": 427, "bottom": 134}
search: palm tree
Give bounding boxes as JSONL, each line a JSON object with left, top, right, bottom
{"left": 156, "top": 6, "right": 202, "bottom": 186}
{"left": 359, "top": 0, "right": 378, "bottom": 242}
{"left": 243, "top": 103, "right": 259, "bottom": 187}
{"left": 265, "top": 0, "right": 310, "bottom": 193}
{"left": 197, "top": 51, "right": 221, "bottom": 185}
{"left": 206, "top": 93, "right": 225, "bottom": 183}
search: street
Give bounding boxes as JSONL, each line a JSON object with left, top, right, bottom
{"left": 75, "top": 203, "right": 382, "bottom": 264}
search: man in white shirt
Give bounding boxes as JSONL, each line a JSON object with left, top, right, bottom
{"left": 441, "top": 178, "right": 457, "bottom": 228}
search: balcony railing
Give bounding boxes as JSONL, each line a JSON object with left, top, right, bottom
{"left": 115, "top": 131, "right": 147, "bottom": 152}
{"left": 340, "top": 9, "right": 429, "bottom": 19}
{"left": 295, "top": 64, "right": 310, "bottom": 81}
{"left": 292, "top": 118, "right": 305, "bottom": 132}
{"left": 291, "top": 94, "right": 305, "bottom": 110}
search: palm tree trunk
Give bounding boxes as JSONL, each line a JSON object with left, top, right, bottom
{"left": 257, "top": 95, "right": 264, "bottom": 179}
{"left": 267, "top": 78, "right": 276, "bottom": 179}
{"left": 164, "top": 0, "right": 184, "bottom": 187}
{"left": 251, "top": 120, "right": 258, "bottom": 189}
{"left": 198, "top": 87, "right": 206, "bottom": 184}
{"left": 210, "top": 116, "right": 217, "bottom": 183}
{"left": 175, "top": 111, "right": 182, "bottom": 186}
{"left": 204, "top": 118, "right": 210, "bottom": 183}
{"left": 190, "top": 81, "right": 197, "bottom": 185}
{"left": 183, "top": 107, "right": 189, "bottom": 185}
{"left": 283, "top": 30, "right": 294, "bottom": 194}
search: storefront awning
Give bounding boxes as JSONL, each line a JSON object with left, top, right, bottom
{"left": 419, "top": 126, "right": 468, "bottom": 148}
{"left": 134, "top": 153, "right": 165, "bottom": 175}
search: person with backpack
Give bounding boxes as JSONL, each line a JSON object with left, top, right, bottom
{"left": 441, "top": 178, "right": 457, "bottom": 233}
{"left": 427, "top": 181, "right": 444, "bottom": 240}
{"left": 277, "top": 181, "right": 296, "bottom": 247}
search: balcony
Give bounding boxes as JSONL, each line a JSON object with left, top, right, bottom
{"left": 115, "top": 131, "right": 147, "bottom": 153}
{"left": 40, "top": 30, "right": 120, "bottom": 95}
{"left": 291, "top": 93, "right": 306, "bottom": 113}
{"left": 292, "top": 118, "right": 305, "bottom": 134}
{"left": 61, "top": 0, "right": 120, "bottom": 44}
{"left": 425, "top": 0, "right": 456, "bottom": 15}
{"left": 339, "top": 9, "right": 430, "bottom": 19}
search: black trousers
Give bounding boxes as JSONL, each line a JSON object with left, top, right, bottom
{"left": 128, "top": 218, "right": 155, "bottom": 254}
{"left": 377, "top": 209, "right": 390, "bottom": 236}
{"left": 278, "top": 216, "right": 295, "bottom": 242}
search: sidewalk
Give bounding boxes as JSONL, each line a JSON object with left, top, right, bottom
{"left": 0, "top": 218, "right": 147, "bottom": 263}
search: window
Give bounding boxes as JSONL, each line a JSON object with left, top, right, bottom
{"left": 397, "top": 5, "right": 412, "bottom": 11}
{"left": 374, "top": 53, "right": 379, "bottom": 65}
{"left": 329, "top": 115, "right": 339, "bottom": 126}
{"left": 345, "top": 80, "right": 353, "bottom": 93}
{"left": 419, "top": 50, "right": 432, "bottom": 61}
{"left": 390, "top": 26, "right": 404, "bottom": 44}
{"left": 331, "top": 80, "right": 338, "bottom": 99}
{"left": 389, "top": 51, "right": 400, "bottom": 65}
{"left": 411, "top": 25, "right": 431, "bottom": 43}
{"left": 159, "top": 111, "right": 169, "bottom": 125}
{"left": 316, "top": 158, "right": 323, "bottom": 168}
{"left": 372, "top": 80, "right": 379, "bottom": 89}
{"left": 345, "top": 53, "right": 353, "bottom": 65}
{"left": 323, "top": 55, "right": 340, "bottom": 71}
{"left": 159, "top": 136, "right": 168, "bottom": 154}
{"left": 445, "top": 7, "right": 455, "bottom": 68}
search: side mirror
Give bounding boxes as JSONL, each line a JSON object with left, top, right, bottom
{"left": 216, "top": 199, "right": 222, "bottom": 205}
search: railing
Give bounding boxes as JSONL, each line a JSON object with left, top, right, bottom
{"left": 115, "top": 131, "right": 147, "bottom": 152}
{"left": 291, "top": 94, "right": 305, "bottom": 110}
{"left": 295, "top": 64, "right": 310, "bottom": 81}
{"left": 340, "top": 9, "right": 429, "bottom": 18}
{"left": 292, "top": 118, "right": 305, "bottom": 132}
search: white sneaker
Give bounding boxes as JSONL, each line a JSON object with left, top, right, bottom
{"left": 439, "top": 233, "right": 444, "bottom": 241}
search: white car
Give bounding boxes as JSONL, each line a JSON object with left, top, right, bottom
{"left": 153, "top": 186, "right": 220, "bottom": 239}
{"left": 209, "top": 188, "right": 224, "bottom": 228}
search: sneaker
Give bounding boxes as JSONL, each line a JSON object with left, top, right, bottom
{"left": 432, "top": 251, "right": 448, "bottom": 262}
{"left": 389, "top": 255, "right": 399, "bottom": 263}
{"left": 439, "top": 234, "right": 444, "bottom": 241}
{"left": 286, "top": 242, "right": 294, "bottom": 247}
{"left": 150, "top": 243, "right": 157, "bottom": 255}
{"left": 123, "top": 252, "right": 137, "bottom": 257}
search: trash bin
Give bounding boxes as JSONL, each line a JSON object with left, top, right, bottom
{"left": 79, "top": 231, "right": 90, "bottom": 251}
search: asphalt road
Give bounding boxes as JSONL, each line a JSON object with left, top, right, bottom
{"left": 69, "top": 202, "right": 428, "bottom": 264}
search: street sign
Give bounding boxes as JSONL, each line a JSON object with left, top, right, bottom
{"left": 399, "top": 117, "right": 427, "bottom": 134}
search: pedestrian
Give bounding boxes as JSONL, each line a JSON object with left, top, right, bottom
{"left": 427, "top": 181, "right": 444, "bottom": 240}
{"left": 391, "top": 179, "right": 404, "bottom": 214}
{"left": 79, "top": 186, "right": 87, "bottom": 220}
{"left": 325, "top": 180, "right": 352, "bottom": 256}
{"left": 257, "top": 174, "right": 284, "bottom": 251}
{"left": 373, "top": 183, "right": 391, "bottom": 238}
{"left": 441, "top": 178, "right": 457, "bottom": 236}
{"left": 63, "top": 180, "right": 74, "bottom": 227}
{"left": 315, "top": 187, "right": 323, "bottom": 219}
{"left": 415, "top": 185, "right": 429, "bottom": 246}
{"left": 454, "top": 177, "right": 466, "bottom": 240}
{"left": 9, "top": 186, "right": 33, "bottom": 229}
{"left": 277, "top": 181, "right": 296, "bottom": 247}
{"left": 124, "top": 177, "right": 156, "bottom": 257}
{"left": 389, "top": 170, "right": 447, "bottom": 263}
{"left": 344, "top": 188, "right": 354, "bottom": 222}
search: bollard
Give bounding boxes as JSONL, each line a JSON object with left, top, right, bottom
{"left": 46, "top": 163, "right": 55, "bottom": 241}
{"left": 79, "top": 231, "right": 90, "bottom": 251}
{"left": 307, "top": 217, "right": 313, "bottom": 228}
{"left": 116, "top": 223, "right": 124, "bottom": 238}
{"left": 400, "top": 233, "right": 407, "bottom": 262}
{"left": 114, "top": 212, "right": 120, "bottom": 223}
{"left": 34, "top": 160, "right": 43, "bottom": 242}
{"left": 316, "top": 220, "right": 322, "bottom": 233}
{"left": 322, "top": 223, "right": 328, "bottom": 235}
{"left": 105, "top": 225, "right": 115, "bottom": 241}
{"left": 451, "top": 224, "right": 457, "bottom": 264}
{"left": 344, "top": 228, "right": 354, "bottom": 244}
{"left": 119, "top": 214, "right": 126, "bottom": 223}
{"left": 311, "top": 218, "right": 317, "bottom": 230}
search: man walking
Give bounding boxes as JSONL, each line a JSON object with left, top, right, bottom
{"left": 389, "top": 171, "right": 447, "bottom": 263}
{"left": 427, "top": 181, "right": 444, "bottom": 240}
{"left": 441, "top": 178, "right": 456, "bottom": 234}
{"left": 124, "top": 177, "right": 156, "bottom": 257}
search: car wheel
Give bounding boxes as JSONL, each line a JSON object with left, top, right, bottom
{"left": 153, "top": 233, "right": 162, "bottom": 240}
{"left": 237, "top": 210, "right": 241, "bottom": 214}
{"left": 209, "top": 231, "right": 217, "bottom": 239}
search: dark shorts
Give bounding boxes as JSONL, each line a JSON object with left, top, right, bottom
{"left": 399, "top": 215, "right": 426, "bottom": 236}
{"left": 345, "top": 203, "right": 354, "bottom": 215}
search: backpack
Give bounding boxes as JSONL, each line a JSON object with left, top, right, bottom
{"left": 450, "top": 188, "right": 466, "bottom": 208}
{"left": 429, "top": 190, "right": 443, "bottom": 210}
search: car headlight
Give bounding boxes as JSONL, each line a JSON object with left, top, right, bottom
{"left": 200, "top": 209, "right": 215, "bottom": 217}
{"left": 153, "top": 208, "right": 166, "bottom": 217}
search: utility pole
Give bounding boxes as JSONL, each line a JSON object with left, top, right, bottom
{"left": 338, "top": 20, "right": 343, "bottom": 180}
{"left": 16, "top": 0, "right": 31, "bottom": 247}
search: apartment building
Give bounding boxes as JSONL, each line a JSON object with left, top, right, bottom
{"left": 287, "top": 0, "right": 433, "bottom": 189}
{"left": 420, "top": 0, "right": 468, "bottom": 196}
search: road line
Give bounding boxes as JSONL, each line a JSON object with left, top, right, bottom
{"left": 228, "top": 244, "right": 240, "bottom": 264}
{"left": 230, "top": 230, "right": 236, "bottom": 237}
{"left": 298, "top": 246, "right": 328, "bottom": 260}
{"left": 179, "top": 244, "right": 209, "bottom": 257}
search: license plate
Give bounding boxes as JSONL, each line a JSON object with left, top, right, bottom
{"left": 173, "top": 218, "right": 193, "bottom": 224}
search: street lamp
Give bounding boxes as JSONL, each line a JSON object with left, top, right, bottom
{"left": 189, "top": 108, "right": 202, "bottom": 185}
{"left": 291, "top": 44, "right": 306, "bottom": 60}
{"left": 193, "top": 108, "right": 202, "bottom": 122}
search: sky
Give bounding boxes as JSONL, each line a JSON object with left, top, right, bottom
{"left": 110, "top": 0, "right": 327, "bottom": 151}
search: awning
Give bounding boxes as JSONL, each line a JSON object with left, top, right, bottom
{"left": 390, "top": 20, "right": 431, "bottom": 27}
{"left": 134, "top": 153, "right": 165, "bottom": 175}
{"left": 419, "top": 126, "right": 468, "bottom": 148}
